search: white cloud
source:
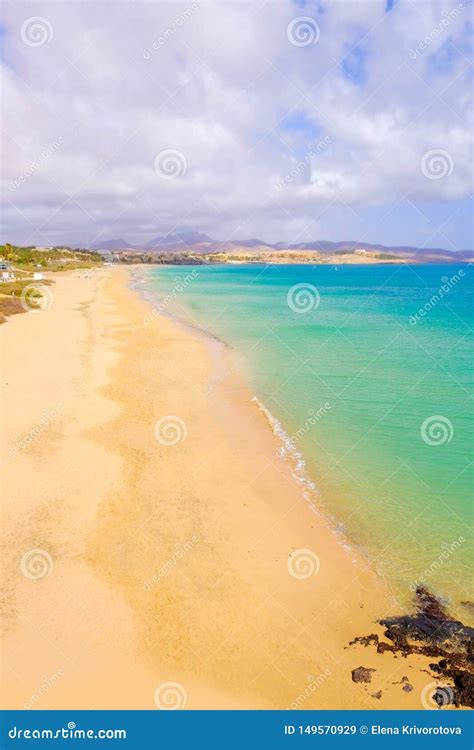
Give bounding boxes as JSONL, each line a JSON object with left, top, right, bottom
{"left": 1, "top": 0, "right": 472, "bottom": 247}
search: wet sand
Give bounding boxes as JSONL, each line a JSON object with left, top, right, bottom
{"left": 1, "top": 267, "right": 437, "bottom": 709}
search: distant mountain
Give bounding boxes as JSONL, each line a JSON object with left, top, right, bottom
{"left": 274, "top": 239, "right": 446, "bottom": 255}
{"left": 228, "top": 238, "right": 269, "bottom": 248}
{"left": 91, "top": 233, "right": 214, "bottom": 252}
{"left": 89, "top": 233, "right": 472, "bottom": 262}
{"left": 92, "top": 238, "right": 130, "bottom": 250}
{"left": 146, "top": 232, "right": 213, "bottom": 248}
{"left": 272, "top": 239, "right": 470, "bottom": 261}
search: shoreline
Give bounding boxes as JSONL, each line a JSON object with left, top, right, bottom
{"left": 135, "top": 264, "right": 473, "bottom": 625}
{"left": 133, "top": 266, "right": 366, "bottom": 574}
{"left": 1, "top": 266, "right": 459, "bottom": 709}
{"left": 129, "top": 267, "right": 401, "bottom": 604}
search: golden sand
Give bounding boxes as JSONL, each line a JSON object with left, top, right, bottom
{"left": 1, "top": 267, "right": 435, "bottom": 710}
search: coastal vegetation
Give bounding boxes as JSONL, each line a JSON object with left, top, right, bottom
{"left": 0, "top": 279, "right": 47, "bottom": 323}
{"left": 103, "top": 249, "right": 409, "bottom": 265}
{"left": 0, "top": 244, "right": 101, "bottom": 323}
{"left": 0, "top": 243, "right": 102, "bottom": 270}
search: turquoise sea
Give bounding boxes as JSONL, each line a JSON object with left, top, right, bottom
{"left": 140, "top": 263, "right": 473, "bottom": 615}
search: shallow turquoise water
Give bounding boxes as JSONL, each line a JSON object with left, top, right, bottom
{"left": 142, "top": 263, "right": 473, "bottom": 612}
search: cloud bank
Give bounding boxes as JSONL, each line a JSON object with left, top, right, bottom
{"left": 1, "top": 0, "right": 472, "bottom": 249}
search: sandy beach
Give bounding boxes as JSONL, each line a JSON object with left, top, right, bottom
{"left": 1, "top": 267, "right": 439, "bottom": 710}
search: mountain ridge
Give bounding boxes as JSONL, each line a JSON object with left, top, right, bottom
{"left": 90, "top": 234, "right": 472, "bottom": 261}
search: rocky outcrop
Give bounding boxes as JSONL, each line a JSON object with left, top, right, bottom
{"left": 349, "top": 587, "right": 474, "bottom": 708}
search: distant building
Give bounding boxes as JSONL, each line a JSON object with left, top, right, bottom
{"left": 0, "top": 261, "right": 14, "bottom": 281}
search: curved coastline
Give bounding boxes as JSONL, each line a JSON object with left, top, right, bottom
{"left": 3, "top": 266, "right": 470, "bottom": 710}
{"left": 128, "top": 265, "right": 473, "bottom": 707}
{"left": 130, "top": 265, "right": 385, "bottom": 581}
{"left": 131, "top": 264, "right": 473, "bottom": 626}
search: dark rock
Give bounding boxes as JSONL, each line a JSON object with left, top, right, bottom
{"left": 352, "top": 667, "right": 375, "bottom": 684}
{"left": 433, "top": 686, "right": 453, "bottom": 708}
{"left": 380, "top": 587, "right": 474, "bottom": 651}
{"left": 349, "top": 633, "right": 379, "bottom": 648}
{"left": 349, "top": 633, "right": 396, "bottom": 655}
{"left": 371, "top": 690, "right": 382, "bottom": 699}
{"left": 377, "top": 641, "right": 395, "bottom": 655}
{"left": 349, "top": 587, "right": 474, "bottom": 708}
{"left": 444, "top": 668, "right": 474, "bottom": 708}
{"left": 402, "top": 683, "right": 413, "bottom": 693}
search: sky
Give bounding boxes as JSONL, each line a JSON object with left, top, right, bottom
{"left": 1, "top": 0, "right": 473, "bottom": 250}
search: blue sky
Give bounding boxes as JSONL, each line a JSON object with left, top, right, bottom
{"left": 1, "top": 0, "right": 472, "bottom": 249}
